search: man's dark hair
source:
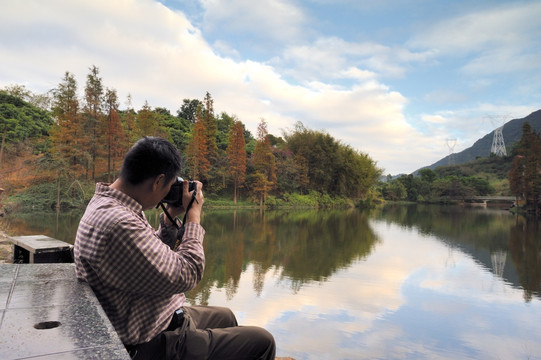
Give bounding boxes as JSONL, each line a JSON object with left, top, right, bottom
{"left": 120, "top": 137, "right": 181, "bottom": 185}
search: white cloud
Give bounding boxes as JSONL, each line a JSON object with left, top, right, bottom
{"left": 410, "top": 2, "right": 541, "bottom": 52}
{"left": 200, "top": 0, "right": 308, "bottom": 43}
{"left": 408, "top": 2, "right": 541, "bottom": 76}
{"left": 423, "top": 114, "right": 447, "bottom": 125}
{"left": 280, "top": 37, "right": 434, "bottom": 82}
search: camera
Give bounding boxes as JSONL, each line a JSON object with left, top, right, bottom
{"left": 162, "top": 177, "right": 196, "bottom": 207}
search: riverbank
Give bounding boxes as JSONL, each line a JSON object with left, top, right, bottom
{"left": 0, "top": 229, "right": 13, "bottom": 263}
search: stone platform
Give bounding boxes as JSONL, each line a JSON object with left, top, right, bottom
{"left": 0, "top": 263, "right": 130, "bottom": 359}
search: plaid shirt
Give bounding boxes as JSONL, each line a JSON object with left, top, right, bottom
{"left": 74, "top": 183, "right": 205, "bottom": 345}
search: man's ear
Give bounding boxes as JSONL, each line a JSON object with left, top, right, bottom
{"left": 152, "top": 174, "right": 166, "bottom": 192}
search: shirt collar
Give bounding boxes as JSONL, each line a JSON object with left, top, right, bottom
{"left": 95, "top": 182, "right": 143, "bottom": 214}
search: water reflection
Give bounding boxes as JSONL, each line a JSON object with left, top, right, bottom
{"left": 509, "top": 218, "right": 541, "bottom": 301}
{"left": 188, "top": 209, "right": 380, "bottom": 303}
{"left": 372, "top": 204, "right": 541, "bottom": 301}
{"left": 189, "top": 206, "right": 541, "bottom": 359}
{"left": 1, "top": 211, "right": 82, "bottom": 244}
{"left": 4, "top": 205, "right": 541, "bottom": 359}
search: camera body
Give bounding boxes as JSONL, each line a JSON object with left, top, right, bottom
{"left": 162, "top": 177, "right": 196, "bottom": 207}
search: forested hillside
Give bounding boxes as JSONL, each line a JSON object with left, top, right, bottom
{"left": 0, "top": 66, "right": 382, "bottom": 211}
{"left": 380, "top": 120, "right": 541, "bottom": 213}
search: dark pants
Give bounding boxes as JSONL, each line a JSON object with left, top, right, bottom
{"left": 127, "top": 306, "right": 276, "bottom": 360}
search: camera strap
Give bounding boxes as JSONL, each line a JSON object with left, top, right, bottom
{"left": 159, "top": 202, "right": 181, "bottom": 230}
{"left": 159, "top": 186, "right": 199, "bottom": 251}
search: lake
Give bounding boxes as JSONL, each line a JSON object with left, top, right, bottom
{"left": 2, "top": 204, "right": 541, "bottom": 359}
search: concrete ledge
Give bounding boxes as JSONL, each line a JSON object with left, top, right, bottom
{"left": 0, "top": 263, "right": 130, "bottom": 359}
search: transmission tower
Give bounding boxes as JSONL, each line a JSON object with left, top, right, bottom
{"left": 486, "top": 115, "right": 509, "bottom": 157}
{"left": 491, "top": 250, "right": 507, "bottom": 278}
{"left": 446, "top": 138, "right": 457, "bottom": 165}
{"left": 491, "top": 126, "right": 507, "bottom": 156}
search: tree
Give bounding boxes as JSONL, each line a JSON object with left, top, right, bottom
{"left": 83, "top": 65, "right": 104, "bottom": 179}
{"left": 49, "top": 72, "right": 85, "bottom": 210}
{"left": 284, "top": 121, "right": 381, "bottom": 198}
{"left": 2, "top": 84, "right": 51, "bottom": 110}
{"left": 252, "top": 119, "right": 276, "bottom": 207}
{"left": 49, "top": 72, "right": 86, "bottom": 177}
{"left": 177, "top": 98, "right": 202, "bottom": 123}
{"left": 419, "top": 169, "right": 437, "bottom": 184}
{"left": 203, "top": 92, "right": 218, "bottom": 165}
{"left": 274, "top": 147, "right": 301, "bottom": 194}
{"left": 0, "top": 91, "right": 52, "bottom": 154}
{"left": 103, "top": 88, "right": 125, "bottom": 182}
{"left": 226, "top": 120, "right": 247, "bottom": 203}
{"left": 385, "top": 180, "right": 407, "bottom": 201}
{"left": 136, "top": 102, "right": 154, "bottom": 136}
{"left": 120, "top": 94, "right": 139, "bottom": 152}
{"left": 0, "top": 91, "right": 53, "bottom": 189}
{"left": 509, "top": 122, "right": 541, "bottom": 214}
{"left": 186, "top": 105, "right": 211, "bottom": 181}
{"left": 294, "top": 153, "right": 309, "bottom": 194}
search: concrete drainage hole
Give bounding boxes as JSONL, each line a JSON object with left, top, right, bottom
{"left": 34, "top": 321, "right": 62, "bottom": 330}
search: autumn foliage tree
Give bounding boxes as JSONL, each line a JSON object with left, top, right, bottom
{"left": 49, "top": 71, "right": 85, "bottom": 177}
{"left": 226, "top": 119, "right": 247, "bottom": 203}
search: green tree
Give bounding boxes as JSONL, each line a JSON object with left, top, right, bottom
{"left": 226, "top": 119, "right": 247, "bottom": 203}
{"left": 103, "top": 88, "right": 125, "bottom": 182}
{"left": 177, "top": 98, "right": 202, "bottom": 123}
{"left": 509, "top": 122, "right": 541, "bottom": 214}
{"left": 385, "top": 180, "right": 407, "bottom": 201}
{"left": 0, "top": 91, "right": 53, "bottom": 182}
{"left": 252, "top": 118, "right": 276, "bottom": 207}
{"left": 136, "top": 101, "right": 168, "bottom": 138}
{"left": 119, "top": 94, "right": 139, "bottom": 152}
{"left": 203, "top": 92, "right": 218, "bottom": 163}
{"left": 164, "top": 109, "right": 191, "bottom": 153}
{"left": 187, "top": 105, "right": 211, "bottom": 181}
{"left": 284, "top": 121, "right": 381, "bottom": 198}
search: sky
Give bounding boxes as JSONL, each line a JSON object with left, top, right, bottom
{"left": 1, "top": 0, "right": 540, "bottom": 175}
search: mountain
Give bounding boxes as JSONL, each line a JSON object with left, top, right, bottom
{"left": 416, "top": 109, "right": 541, "bottom": 173}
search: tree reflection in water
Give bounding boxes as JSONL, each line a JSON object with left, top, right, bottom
{"left": 373, "top": 204, "right": 541, "bottom": 302}
{"left": 187, "top": 209, "right": 380, "bottom": 304}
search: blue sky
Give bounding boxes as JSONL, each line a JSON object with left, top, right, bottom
{"left": 1, "top": 0, "right": 540, "bottom": 175}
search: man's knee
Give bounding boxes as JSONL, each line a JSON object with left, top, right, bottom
{"left": 247, "top": 326, "right": 276, "bottom": 356}
{"left": 186, "top": 305, "right": 238, "bottom": 328}
{"left": 215, "top": 306, "right": 238, "bottom": 327}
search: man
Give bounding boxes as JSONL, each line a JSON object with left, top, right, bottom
{"left": 74, "top": 137, "right": 275, "bottom": 359}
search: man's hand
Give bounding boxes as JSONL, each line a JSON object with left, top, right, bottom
{"left": 184, "top": 180, "right": 204, "bottom": 224}
{"left": 163, "top": 180, "right": 204, "bottom": 226}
